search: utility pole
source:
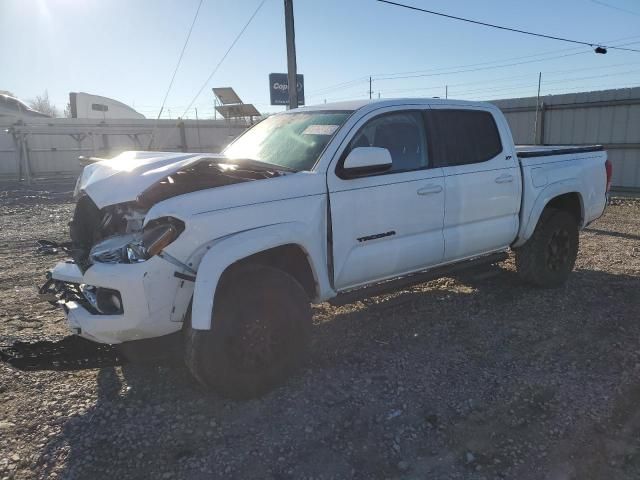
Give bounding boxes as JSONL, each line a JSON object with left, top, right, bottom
{"left": 533, "top": 72, "right": 542, "bottom": 144}
{"left": 284, "top": 0, "right": 298, "bottom": 110}
{"left": 445, "top": 85, "right": 448, "bottom": 99}
{"left": 369, "top": 76, "right": 373, "bottom": 99}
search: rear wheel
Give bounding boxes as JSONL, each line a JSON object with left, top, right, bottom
{"left": 185, "top": 264, "right": 311, "bottom": 399}
{"left": 515, "top": 208, "right": 579, "bottom": 288}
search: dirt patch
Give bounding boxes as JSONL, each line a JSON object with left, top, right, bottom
{"left": 1, "top": 185, "right": 639, "bottom": 479}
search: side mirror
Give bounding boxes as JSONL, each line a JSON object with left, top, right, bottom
{"left": 342, "top": 147, "right": 392, "bottom": 176}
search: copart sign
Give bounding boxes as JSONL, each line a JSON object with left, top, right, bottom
{"left": 269, "top": 73, "right": 305, "bottom": 106}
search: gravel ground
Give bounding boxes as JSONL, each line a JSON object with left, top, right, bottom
{"left": 1, "top": 182, "right": 639, "bottom": 480}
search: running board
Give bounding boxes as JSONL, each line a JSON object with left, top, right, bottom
{"left": 329, "top": 252, "right": 509, "bottom": 307}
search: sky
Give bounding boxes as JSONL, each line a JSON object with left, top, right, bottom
{"left": 1, "top": 0, "right": 639, "bottom": 119}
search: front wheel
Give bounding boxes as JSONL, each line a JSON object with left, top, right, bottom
{"left": 515, "top": 208, "right": 579, "bottom": 288}
{"left": 185, "top": 264, "right": 312, "bottom": 399}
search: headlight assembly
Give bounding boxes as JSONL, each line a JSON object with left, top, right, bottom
{"left": 125, "top": 223, "right": 180, "bottom": 262}
{"left": 89, "top": 218, "right": 183, "bottom": 264}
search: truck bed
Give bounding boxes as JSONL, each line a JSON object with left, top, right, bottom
{"left": 516, "top": 145, "right": 604, "bottom": 158}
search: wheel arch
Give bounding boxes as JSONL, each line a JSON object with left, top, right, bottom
{"left": 545, "top": 192, "right": 584, "bottom": 225}
{"left": 514, "top": 182, "right": 585, "bottom": 248}
{"left": 190, "top": 223, "right": 328, "bottom": 330}
{"left": 220, "top": 244, "right": 317, "bottom": 300}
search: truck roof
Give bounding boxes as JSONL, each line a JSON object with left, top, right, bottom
{"left": 295, "top": 98, "right": 497, "bottom": 113}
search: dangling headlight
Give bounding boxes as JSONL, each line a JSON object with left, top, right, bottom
{"left": 125, "top": 222, "right": 180, "bottom": 263}
{"left": 90, "top": 218, "right": 183, "bottom": 264}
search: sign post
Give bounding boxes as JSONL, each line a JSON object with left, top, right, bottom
{"left": 269, "top": 73, "right": 305, "bottom": 106}
{"left": 284, "top": 0, "right": 298, "bottom": 109}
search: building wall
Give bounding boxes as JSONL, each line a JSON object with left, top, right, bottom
{"left": 0, "top": 117, "right": 248, "bottom": 180}
{"left": 493, "top": 87, "right": 640, "bottom": 190}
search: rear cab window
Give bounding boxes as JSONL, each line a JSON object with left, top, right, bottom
{"left": 425, "top": 109, "right": 503, "bottom": 167}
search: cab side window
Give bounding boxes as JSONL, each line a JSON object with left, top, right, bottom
{"left": 346, "top": 111, "right": 428, "bottom": 174}
{"left": 425, "top": 109, "right": 503, "bottom": 167}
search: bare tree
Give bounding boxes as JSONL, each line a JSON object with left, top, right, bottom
{"left": 63, "top": 102, "right": 72, "bottom": 118}
{"left": 29, "top": 90, "right": 59, "bottom": 117}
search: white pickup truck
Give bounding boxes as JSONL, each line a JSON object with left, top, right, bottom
{"left": 41, "top": 98, "right": 611, "bottom": 398}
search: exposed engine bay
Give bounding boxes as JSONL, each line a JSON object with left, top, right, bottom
{"left": 69, "top": 159, "right": 283, "bottom": 271}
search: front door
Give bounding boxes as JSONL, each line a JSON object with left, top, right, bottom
{"left": 328, "top": 109, "right": 445, "bottom": 291}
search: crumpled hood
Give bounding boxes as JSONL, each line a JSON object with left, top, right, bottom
{"left": 77, "top": 151, "right": 227, "bottom": 209}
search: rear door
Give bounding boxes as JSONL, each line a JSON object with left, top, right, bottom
{"left": 425, "top": 106, "right": 520, "bottom": 261}
{"left": 328, "top": 108, "right": 445, "bottom": 290}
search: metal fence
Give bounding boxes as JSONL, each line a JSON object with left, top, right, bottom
{"left": 493, "top": 86, "right": 640, "bottom": 191}
{"left": 0, "top": 117, "right": 248, "bottom": 182}
{"left": 2, "top": 87, "right": 639, "bottom": 190}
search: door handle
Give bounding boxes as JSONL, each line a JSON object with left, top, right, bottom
{"left": 417, "top": 184, "right": 443, "bottom": 195}
{"left": 495, "top": 174, "right": 514, "bottom": 184}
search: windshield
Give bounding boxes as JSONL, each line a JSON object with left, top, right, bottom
{"left": 223, "top": 111, "right": 352, "bottom": 171}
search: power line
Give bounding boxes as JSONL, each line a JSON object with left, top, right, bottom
{"left": 414, "top": 70, "right": 640, "bottom": 98}
{"left": 307, "top": 39, "right": 640, "bottom": 100}
{"left": 370, "top": 41, "right": 605, "bottom": 78}
{"left": 307, "top": 44, "right": 588, "bottom": 97}
{"left": 444, "top": 70, "right": 640, "bottom": 97}
{"left": 314, "top": 73, "right": 639, "bottom": 104}
{"left": 375, "top": 52, "right": 595, "bottom": 81}
{"left": 480, "top": 81, "right": 640, "bottom": 100}
{"left": 307, "top": 36, "right": 640, "bottom": 98}
{"left": 156, "top": 0, "right": 205, "bottom": 120}
{"left": 380, "top": 61, "right": 640, "bottom": 95}
{"left": 375, "top": 40, "right": 640, "bottom": 80}
{"left": 306, "top": 50, "right": 605, "bottom": 97}
{"left": 538, "top": 81, "right": 640, "bottom": 95}
{"left": 375, "top": 0, "right": 640, "bottom": 53}
{"left": 306, "top": 76, "right": 370, "bottom": 96}
{"left": 589, "top": 0, "right": 640, "bottom": 16}
{"left": 179, "top": 0, "right": 267, "bottom": 118}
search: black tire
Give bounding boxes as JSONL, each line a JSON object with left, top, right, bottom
{"left": 185, "top": 264, "right": 312, "bottom": 399}
{"left": 515, "top": 208, "right": 579, "bottom": 288}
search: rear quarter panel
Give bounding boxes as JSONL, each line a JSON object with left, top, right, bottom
{"left": 515, "top": 151, "right": 607, "bottom": 247}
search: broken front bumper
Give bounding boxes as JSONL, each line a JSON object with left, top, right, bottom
{"left": 41, "top": 257, "right": 188, "bottom": 344}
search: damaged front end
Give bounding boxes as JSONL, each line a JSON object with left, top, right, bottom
{"left": 39, "top": 268, "right": 124, "bottom": 316}
{"left": 68, "top": 158, "right": 278, "bottom": 271}
{"left": 39, "top": 196, "right": 171, "bottom": 320}
{"left": 69, "top": 195, "right": 186, "bottom": 271}
{"left": 69, "top": 195, "right": 148, "bottom": 271}
{"left": 38, "top": 152, "right": 286, "bottom": 343}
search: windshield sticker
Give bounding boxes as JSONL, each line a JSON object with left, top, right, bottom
{"left": 302, "top": 124, "right": 339, "bottom": 135}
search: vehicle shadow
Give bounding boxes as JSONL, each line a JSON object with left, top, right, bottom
{"left": 39, "top": 265, "right": 640, "bottom": 479}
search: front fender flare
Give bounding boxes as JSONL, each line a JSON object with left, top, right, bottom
{"left": 190, "top": 222, "right": 330, "bottom": 330}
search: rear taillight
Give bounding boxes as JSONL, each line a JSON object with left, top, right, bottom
{"left": 605, "top": 158, "right": 613, "bottom": 192}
